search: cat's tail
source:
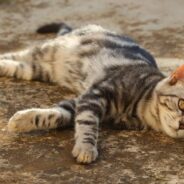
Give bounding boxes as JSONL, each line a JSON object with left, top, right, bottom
{"left": 36, "top": 22, "right": 73, "bottom": 35}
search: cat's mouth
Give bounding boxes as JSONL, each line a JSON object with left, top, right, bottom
{"left": 179, "top": 121, "right": 184, "bottom": 129}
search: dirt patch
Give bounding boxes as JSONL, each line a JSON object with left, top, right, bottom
{"left": 0, "top": 0, "right": 184, "bottom": 183}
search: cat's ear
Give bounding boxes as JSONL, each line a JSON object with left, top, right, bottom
{"left": 169, "top": 65, "right": 184, "bottom": 85}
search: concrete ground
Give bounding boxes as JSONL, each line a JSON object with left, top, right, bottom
{"left": 0, "top": 0, "right": 184, "bottom": 183}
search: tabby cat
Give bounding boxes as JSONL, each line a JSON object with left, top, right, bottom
{"left": 2, "top": 23, "right": 184, "bottom": 164}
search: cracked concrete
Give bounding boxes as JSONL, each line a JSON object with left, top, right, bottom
{"left": 0, "top": 0, "right": 184, "bottom": 183}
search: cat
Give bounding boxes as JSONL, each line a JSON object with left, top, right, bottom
{"left": 1, "top": 23, "right": 184, "bottom": 164}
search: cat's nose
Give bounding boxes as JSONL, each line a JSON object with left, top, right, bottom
{"left": 179, "top": 120, "right": 184, "bottom": 129}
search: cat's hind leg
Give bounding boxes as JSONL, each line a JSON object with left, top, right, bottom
{"left": 0, "top": 40, "right": 61, "bottom": 82}
{"left": 8, "top": 99, "right": 75, "bottom": 133}
{"left": 0, "top": 59, "right": 38, "bottom": 81}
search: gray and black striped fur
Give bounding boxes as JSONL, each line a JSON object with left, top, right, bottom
{"left": 4, "top": 24, "right": 184, "bottom": 164}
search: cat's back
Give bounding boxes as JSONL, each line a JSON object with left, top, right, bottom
{"left": 57, "top": 24, "right": 157, "bottom": 68}
{"left": 51, "top": 25, "right": 158, "bottom": 92}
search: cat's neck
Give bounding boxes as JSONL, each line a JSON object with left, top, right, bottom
{"left": 137, "top": 79, "right": 163, "bottom": 132}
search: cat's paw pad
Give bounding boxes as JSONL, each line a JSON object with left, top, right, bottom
{"left": 8, "top": 110, "right": 35, "bottom": 133}
{"left": 72, "top": 143, "right": 98, "bottom": 164}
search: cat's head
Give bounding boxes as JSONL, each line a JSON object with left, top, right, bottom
{"left": 155, "top": 65, "right": 184, "bottom": 138}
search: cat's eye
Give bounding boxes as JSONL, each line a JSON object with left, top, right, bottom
{"left": 178, "top": 99, "right": 184, "bottom": 111}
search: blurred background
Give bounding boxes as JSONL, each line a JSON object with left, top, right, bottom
{"left": 0, "top": 0, "right": 184, "bottom": 58}
{"left": 0, "top": 1, "right": 184, "bottom": 184}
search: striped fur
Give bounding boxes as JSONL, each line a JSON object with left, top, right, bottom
{"left": 4, "top": 24, "right": 184, "bottom": 164}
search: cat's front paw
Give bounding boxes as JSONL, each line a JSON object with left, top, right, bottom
{"left": 72, "top": 143, "right": 98, "bottom": 164}
{"left": 8, "top": 110, "right": 35, "bottom": 133}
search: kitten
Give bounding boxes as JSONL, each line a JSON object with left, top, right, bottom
{"left": 1, "top": 23, "right": 184, "bottom": 164}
